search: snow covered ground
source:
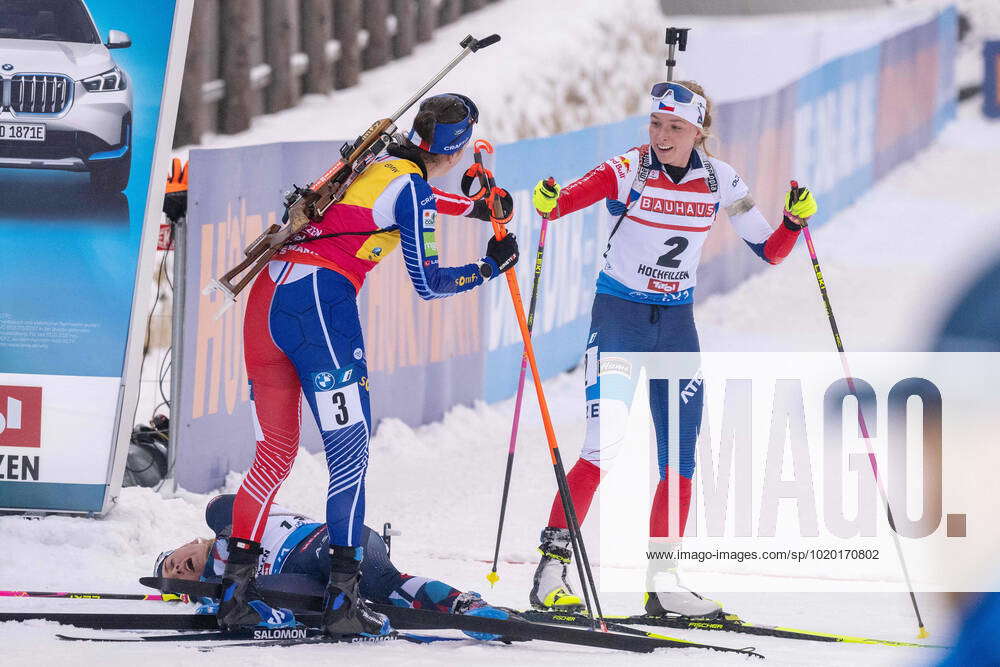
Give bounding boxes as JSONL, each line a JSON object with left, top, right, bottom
{"left": 4, "top": 99, "right": 997, "bottom": 666}
{"left": 6, "top": 1, "right": 1000, "bottom": 665}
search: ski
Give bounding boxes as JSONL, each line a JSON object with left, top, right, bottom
{"left": 0, "top": 612, "right": 219, "bottom": 630}
{"left": 56, "top": 627, "right": 459, "bottom": 646}
{"left": 206, "top": 631, "right": 465, "bottom": 650}
{"left": 379, "top": 604, "right": 762, "bottom": 657}
{"left": 518, "top": 609, "right": 741, "bottom": 647}
{"left": 521, "top": 610, "right": 950, "bottom": 649}
{"left": 136, "top": 577, "right": 762, "bottom": 657}
{"left": 6, "top": 605, "right": 763, "bottom": 658}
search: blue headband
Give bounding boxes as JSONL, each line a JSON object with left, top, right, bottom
{"left": 153, "top": 549, "right": 173, "bottom": 578}
{"left": 407, "top": 93, "right": 478, "bottom": 155}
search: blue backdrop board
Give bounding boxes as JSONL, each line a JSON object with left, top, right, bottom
{"left": 0, "top": 0, "right": 192, "bottom": 513}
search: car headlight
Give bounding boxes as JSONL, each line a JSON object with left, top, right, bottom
{"left": 82, "top": 67, "right": 126, "bottom": 92}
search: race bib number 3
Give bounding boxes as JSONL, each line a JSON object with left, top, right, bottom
{"left": 316, "top": 383, "right": 364, "bottom": 431}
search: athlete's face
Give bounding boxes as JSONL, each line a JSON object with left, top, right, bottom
{"left": 163, "top": 538, "right": 211, "bottom": 581}
{"left": 648, "top": 113, "right": 701, "bottom": 168}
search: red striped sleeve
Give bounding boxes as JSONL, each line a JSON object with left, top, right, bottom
{"left": 762, "top": 223, "right": 801, "bottom": 264}
{"left": 431, "top": 186, "right": 474, "bottom": 217}
{"left": 549, "top": 162, "right": 619, "bottom": 221}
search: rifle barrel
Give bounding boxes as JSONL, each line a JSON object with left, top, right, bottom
{"left": 389, "top": 35, "right": 479, "bottom": 122}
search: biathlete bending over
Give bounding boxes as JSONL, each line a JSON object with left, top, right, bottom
{"left": 224, "top": 93, "right": 519, "bottom": 636}
{"left": 527, "top": 80, "right": 818, "bottom": 617}
{"left": 155, "top": 494, "right": 510, "bottom": 640}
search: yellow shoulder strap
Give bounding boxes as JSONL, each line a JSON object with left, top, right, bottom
{"left": 340, "top": 158, "right": 422, "bottom": 208}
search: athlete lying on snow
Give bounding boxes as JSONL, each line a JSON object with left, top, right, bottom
{"left": 154, "top": 494, "right": 509, "bottom": 638}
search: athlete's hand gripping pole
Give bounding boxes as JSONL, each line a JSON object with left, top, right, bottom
{"left": 486, "top": 178, "right": 557, "bottom": 588}
{"left": 470, "top": 141, "right": 606, "bottom": 631}
{"left": 791, "top": 180, "right": 928, "bottom": 639}
{"left": 202, "top": 33, "right": 501, "bottom": 316}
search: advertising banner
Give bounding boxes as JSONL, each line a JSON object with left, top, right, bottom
{"left": 177, "top": 141, "right": 347, "bottom": 491}
{"left": 700, "top": 8, "right": 956, "bottom": 297}
{"left": 0, "top": 0, "right": 191, "bottom": 512}
{"left": 175, "top": 6, "right": 957, "bottom": 493}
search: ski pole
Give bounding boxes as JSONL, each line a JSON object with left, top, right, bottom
{"left": 486, "top": 180, "right": 556, "bottom": 587}
{"left": 471, "top": 141, "right": 606, "bottom": 631}
{"left": 792, "top": 180, "right": 928, "bottom": 639}
{"left": 0, "top": 590, "right": 189, "bottom": 603}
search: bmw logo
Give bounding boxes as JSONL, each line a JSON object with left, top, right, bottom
{"left": 314, "top": 372, "right": 335, "bottom": 391}
{"left": 2, "top": 64, "right": 13, "bottom": 71}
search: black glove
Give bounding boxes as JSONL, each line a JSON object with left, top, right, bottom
{"left": 163, "top": 191, "right": 187, "bottom": 223}
{"left": 163, "top": 158, "right": 188, "bottom": 223}
{"left": 479, "top": 233, "right": 519, "bottom": 280}
{"left": 469, "top": 187, "right": 513, "bottom": 223}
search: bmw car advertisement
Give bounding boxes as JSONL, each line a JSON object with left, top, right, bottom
{"left": 0, "top": 0, "right": 191, "bottom": 513}
{"left": 0, "top": 0, "right": 134, "bottom": 190}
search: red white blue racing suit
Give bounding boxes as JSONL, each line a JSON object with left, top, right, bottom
{"left": 542, "top": 145, "right": 801, "bottom": 538}
{"left": 234, "top": 150, "right": 486, "bottom": 549}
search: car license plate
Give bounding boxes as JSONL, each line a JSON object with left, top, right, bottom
{"left": 0, "top": 122, "right": 45, "bottom": 142}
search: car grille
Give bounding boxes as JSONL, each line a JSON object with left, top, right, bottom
{"left": 9, "top": 75, "right": 72, "bottom": 114}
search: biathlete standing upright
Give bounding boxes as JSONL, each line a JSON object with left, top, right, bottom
{"left": 527, "top": 81, "right": 818, "bottom": 617}
{"left": 220, "top": 93, "right": 519, "bottom": 636}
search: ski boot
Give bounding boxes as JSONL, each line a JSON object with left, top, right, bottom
{"left": 645, "top": 538, "right": 722, "bottom": 618}
{"left": 644, "top": 570, "right": 722, "bottom": 618}
{"left": 217, "top": 538, "right": 296, "bottom": 630}
{"left": 452, "top": 591, "right": 513, "bottom": 641}
{"left": 322, "top": 545, "right": 392, "bottom": 638}
{"left": 529, "top": 526, "right": 584, "bottom": 611}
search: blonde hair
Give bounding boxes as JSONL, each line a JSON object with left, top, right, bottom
{"left": 673, "top": 79, "right": 716, "bottom": 156}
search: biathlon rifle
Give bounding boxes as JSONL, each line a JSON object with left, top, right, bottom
{"left": 203, "top": 33, "right": 501, "bottom": 316}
